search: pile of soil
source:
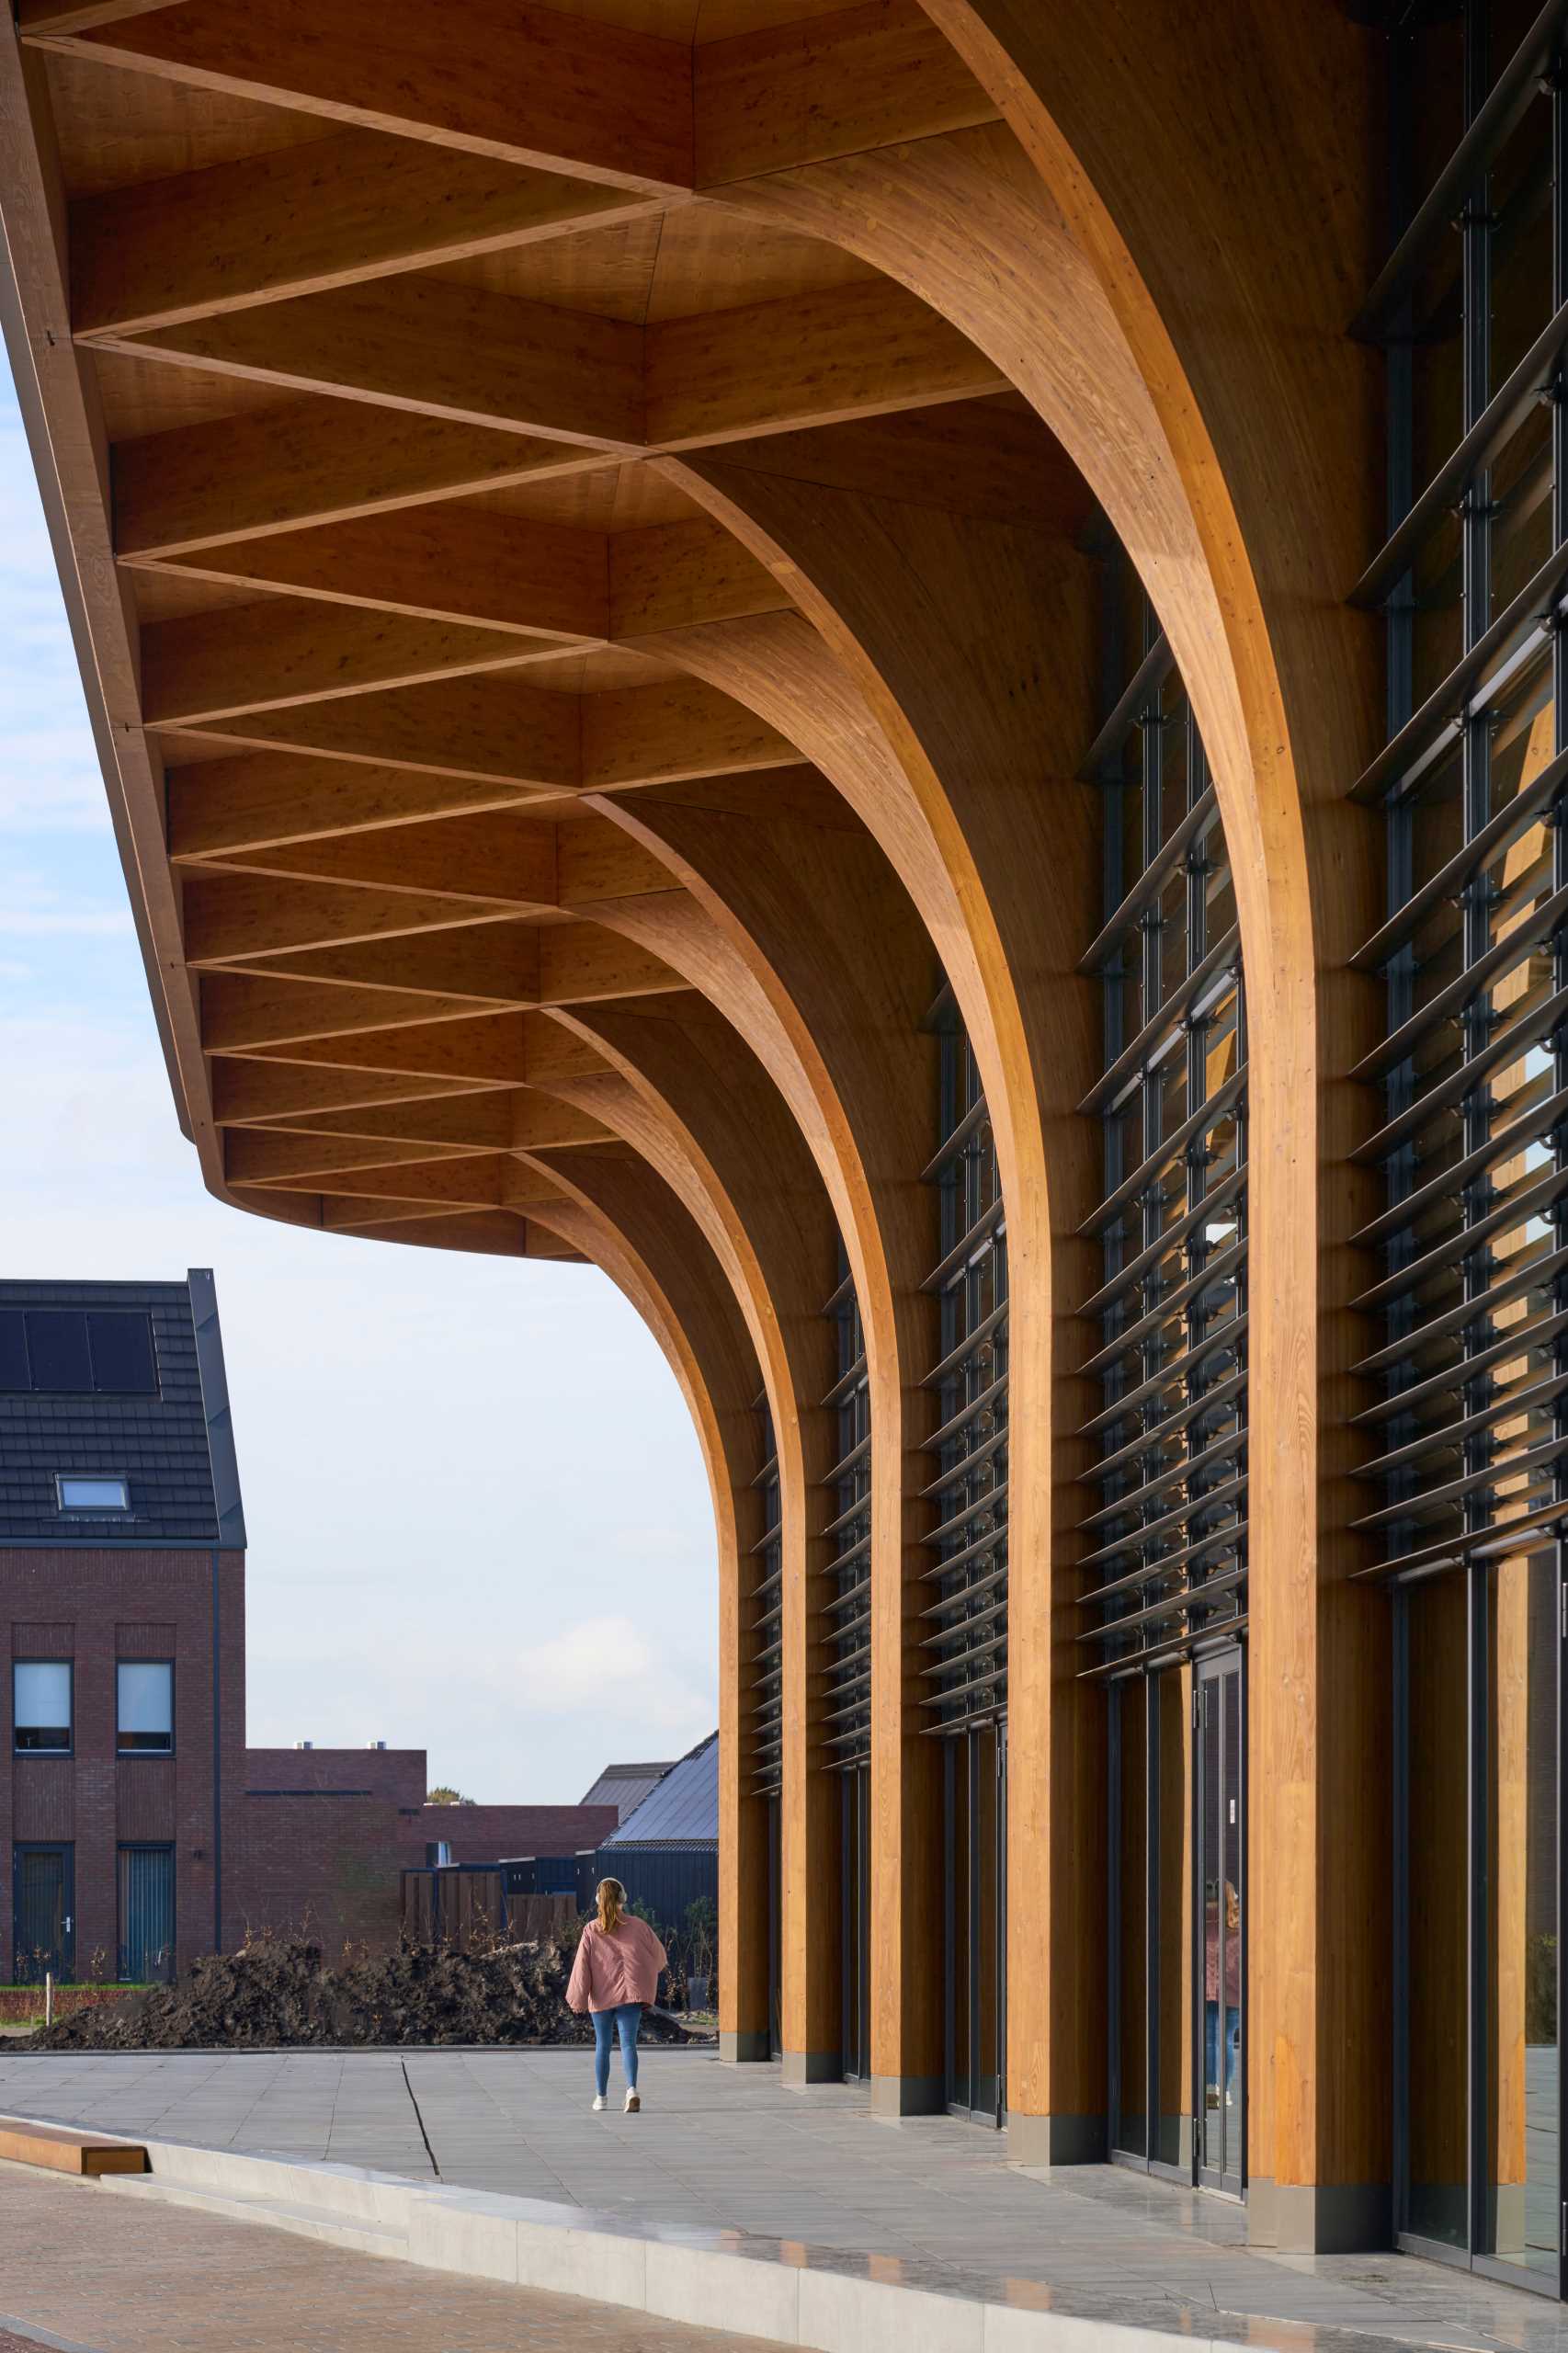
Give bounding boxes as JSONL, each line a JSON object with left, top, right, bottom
{"left": 28, "top": 1933, "right": 710, "bottom": 2052}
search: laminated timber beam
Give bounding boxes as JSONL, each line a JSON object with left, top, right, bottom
{"left": 133, "top": 514, "right": 787, "bottom": 647}
{"left": 163, "top": 672, "right": 793, "bottom": 792}
{"left": 111, "top": 405, "right": 591, "bottom": 561}
{"left": 515, "top": 1164, "right": 769, "bottom": 2054}
{"left": 195, "top": 926, "right": 689, "bottom": 1048}
{"left": 537, "top": 997, "right": 841, "bottom": 2071}
{"left": 27, "top": 0, "right": 699, "bottom": 193}
{"left": 93, "top": 276, "right": 1002, "bottom": 456}
{"left": 69, "top": 136, "right": 663, "bottom": 338}
{"left": 642, "top": 464, "right": 1109, "bottom": 2148}
{"left": 110, "top": 392, "right": 1051, "bottom": 563}
{"left": 576, "top": 789, "right": 942, "bottom": 2099}
{"left": 224, "top": 1097, "right": 612, "bottom": 1186}
{"left": 28, "top": 1, "right": 996, "bottom": 193}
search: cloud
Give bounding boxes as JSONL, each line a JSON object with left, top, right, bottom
{"left": 510, "top": 1617, "right": 711, "bottom": 1730}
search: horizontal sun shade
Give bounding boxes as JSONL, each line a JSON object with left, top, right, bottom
{"left": 0, "top": 1310, "right": 157, "bottom": 1395}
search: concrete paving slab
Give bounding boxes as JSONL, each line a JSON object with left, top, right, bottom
{"left": 0, "top": 2050, "right": 1563, "bottom": 2353}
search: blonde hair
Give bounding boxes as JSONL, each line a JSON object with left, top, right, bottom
{"left": 596, "top": 1878, "right": 626, "bottom": 1934}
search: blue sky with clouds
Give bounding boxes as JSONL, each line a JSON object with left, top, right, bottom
{"left": 0, "top": 362, "right": 717, "bottom": 1802}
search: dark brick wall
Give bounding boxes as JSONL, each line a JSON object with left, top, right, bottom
{"left": 1, "top": 1554, "right": 613, "bottom": 1972}
{"left": 0, "top": 1545, "right": 245, "bottom": 1980}
{"left": 416, "top": 1804, "right": 617, "bottom": 1865}
{"left": 230, "top": 1793, "right": 416, "bottom": 1955}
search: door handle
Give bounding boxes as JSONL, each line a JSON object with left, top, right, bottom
{"left": 63, "top": 1915, "right": 72, "bottom": 1936}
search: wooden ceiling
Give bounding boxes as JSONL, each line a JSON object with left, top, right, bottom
{"left": 3, "top": 0, "right": 1095, "bottom": 1266}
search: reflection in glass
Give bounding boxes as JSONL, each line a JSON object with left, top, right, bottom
{"left": 1199, "top": 1669, "right": 1243, "bottom": 2184}
{"left": 1486, "top": 1554, "right": 1558, "bottom": 2278}
{"left": 1405, "top": 1574, "right": 1469, "bottom": 2248}
{"left": 1115, "top": 1682, "right": 1148, "bottom": 2155}
{"left": 1154, "top": 1667, "right": 1190, "bottom": 2168}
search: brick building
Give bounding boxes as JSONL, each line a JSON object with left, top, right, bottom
{"left": 0, "top": 1273, "right": 615, "bottom": 1978}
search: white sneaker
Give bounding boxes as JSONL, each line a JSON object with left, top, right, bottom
{"left": 592, "top": 2094, "right": 607, "bottom": 2112}
{"left": 623, "top": 2086, "right": 641, "bottom": 2114}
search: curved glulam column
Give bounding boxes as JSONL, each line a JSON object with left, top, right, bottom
{"left": 630, "top": 521, "right": 1102, "bottom": 2151}
{"left": 713, "top": 83, "right": 1386, "bottom": 2231}
{"left": 518, "top": 1154, "right": 767, "bottom": 2065}
{"left": 585, "top": 789, "right": 944, "bottom": 2111}
{"left": 533, "top": 999, "right": 841, "bottom": 2070}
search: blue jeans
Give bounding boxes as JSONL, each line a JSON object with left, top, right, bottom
{"left": 592, "top": 2003, "right": 642, "bottom": 2097}
{"left": 1204, "top": 2002, "right": 1241, "bottom": 2104}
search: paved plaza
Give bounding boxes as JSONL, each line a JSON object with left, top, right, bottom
{"left": 1, "top": 2049, "right": 1567, "bottom": 2353}
{"left": 0, "top": 2155, "right": 781, "bottom": 2353}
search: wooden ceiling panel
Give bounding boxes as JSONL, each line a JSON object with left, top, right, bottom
{"left": 643, "top": 205, "right": 876, "bottom": 320}
{"left": 44, "top": 48, "right": 325, "bottom": 198}
{"left": 524, "top": 647, "right": 679, "bottom": 695}
{"left": 91, "top": 344, "right": 290, "bottom": 438}
{"left": 129, "top": 568, "right": 259, "bottom": 625}
{"left": 433, "top": 216, "right": 665, "bottom": 324}
{"left": 473, "top": 466, "right": 700, "bottom": 532}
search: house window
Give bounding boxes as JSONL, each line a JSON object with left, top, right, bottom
{"left": 117, "top": 1662, "right": 172, "bottom": 1756}
{"left": 14, "top": 1662, "right": 72, "bottom": 1756}
{"left": 57, "top": 1476, "right": 130, "bottom": 1513}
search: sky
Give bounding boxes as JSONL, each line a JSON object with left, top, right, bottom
{"left": 0, "top": 359, "right": 718, "bottom": 1803}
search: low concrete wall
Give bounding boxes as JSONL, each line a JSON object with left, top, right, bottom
{"left": 86, "top": 2129, "right": 1227, "bottom": 2353}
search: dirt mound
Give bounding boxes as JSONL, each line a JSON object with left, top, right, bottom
{"left": 28, "top": 1932, "right": 710, "bottom": 2052}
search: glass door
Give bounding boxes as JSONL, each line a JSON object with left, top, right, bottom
{"left": 944, "top": 1722, "right": 1006, "bottom": 2124}
{"left": 841, "top": 1765, "right": 870, "bottom": 2080}
{"left": 1197, "top": 1657, "right": 1244, "bottom": 2195}
{"left": 766, "top": 1795, "right": 782, "bottom": 2060}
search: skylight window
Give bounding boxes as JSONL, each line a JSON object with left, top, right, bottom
{"left": 57, "top": 1475, "right": 130, "bottom": 1512}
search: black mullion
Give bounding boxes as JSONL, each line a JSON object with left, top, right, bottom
{"left": 1461, "top": 0, "right": 1493, "bottom": 2268}
{"left": 1137, "top": 601, "right": 1168, "bottom": 1666}
{"left": 1544, "top": 51, "right": 1553, "bottom": 2296}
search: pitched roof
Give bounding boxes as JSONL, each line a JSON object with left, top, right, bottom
{"left": 579, "top": 1759, "right": 676, "bottom": 1821}
{"left": 0, "top": 1269, "right": 244, "bottom": 1548}
{"left": 602, "top": 1733, "right": 718, "bottom": 1852}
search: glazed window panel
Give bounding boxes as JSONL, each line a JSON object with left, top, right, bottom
{"left": 1356, "top": 0, "right": 1568, "bottom": 2293}
{"left": 749, "top": 1396, "right": 782, "bottom": 1801}
{"left": 921, "top": 995, "right": 1008, "bottom": 1736}
{"left": 1077, "top": 589, "right": 1247, "bottom": 1677}
{"left": 822, "top": 1254, "right": 871, "bottom": 1771}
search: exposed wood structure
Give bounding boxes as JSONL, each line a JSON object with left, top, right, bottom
{"left": 1, "top": 0, "right": 1471, "bottom": 2264}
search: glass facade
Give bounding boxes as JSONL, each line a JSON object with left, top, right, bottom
{"left": 926, "top": 994, "right": 1009, "bottom": 2121}
{"left": 1084, "top": 549, "right": 1248, "bottom": 2188}
{"left": 751, "top": 1398, "right": 783, "bottom": 2059}
{"left": 823, "top": 1257, "right": 871, "bottom": 2079}
{"left": 1356, "top": 0, "right": 1568, "bottom": 2293}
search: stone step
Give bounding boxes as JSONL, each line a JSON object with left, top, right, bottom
{"left": 98, "top": 2173, "right": 407, "bottom": 2260}
{"left": 0, "top": 2113, "right": 146, "bottom": 2177}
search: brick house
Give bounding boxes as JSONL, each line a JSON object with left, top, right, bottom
{"left": 0, "top": 1273, "right": 614, "bottom": 1978}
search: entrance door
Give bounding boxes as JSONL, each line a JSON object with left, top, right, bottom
{"left": 944, "top": 1722, "right": 1006, "bottom": 2124}
{"left": 1196, "top": 1657, "right": 1244, "bottom": 2194}
{"left": 14, "top": 1844, "right": 74, "bottom": 1982}
{"left": 118, "top": 1844, "right": 175, "bottom": 1983}
{"left": 841, "top": 1765, "right": 870, "bottom": 2080}
{"left": 766, "top": 1796, "right": 782, "bottom": 2060}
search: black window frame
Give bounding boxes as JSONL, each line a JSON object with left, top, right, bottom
{"left": 12, "top": 1658, "right": 74, "bottom": 1758}
{"left": 116, "top": 1658, "right": 175, "bottom": 1758}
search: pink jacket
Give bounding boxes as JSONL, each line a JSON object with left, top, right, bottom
{"left": 566, "top": 1915, "right": 667, "bottom": 2013}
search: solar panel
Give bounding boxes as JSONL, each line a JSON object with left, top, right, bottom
{"left": 0, "top": 1312, "right": 27, "bottom": 1391}
{"left": 24, "top": 1312, "right": 92, "bottom": 1392}
{"left": 87, "top": 1312, "right": 157, "bottom": 1393}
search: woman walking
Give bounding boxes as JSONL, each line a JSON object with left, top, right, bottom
{"left": 565, "top": 1878, "right": 667, "bottom": 2113}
